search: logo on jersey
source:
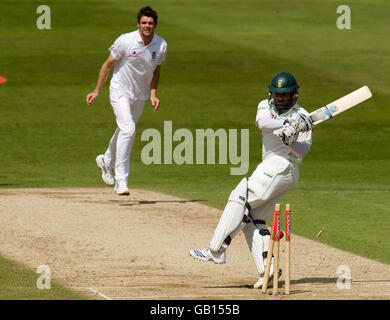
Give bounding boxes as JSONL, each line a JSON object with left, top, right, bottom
{"left": 152, "top": 51, "right": 156, "bottom": 60}
{"left": 277, "top": 79, "right": 283, "bottom": 88}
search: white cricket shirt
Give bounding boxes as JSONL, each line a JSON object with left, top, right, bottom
{"left": 109, "top": 30, "right": 167, "bottom": 100}
{"left": 255, "top": 99, "right": 312, "bottom": 164}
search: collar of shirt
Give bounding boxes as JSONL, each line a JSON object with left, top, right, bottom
{"left": 136, "top": 30, "right": 157, "bottom": 47}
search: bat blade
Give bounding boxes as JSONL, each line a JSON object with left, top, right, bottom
{"left": 309, "top": 86, "right": 372, "bottom": 125}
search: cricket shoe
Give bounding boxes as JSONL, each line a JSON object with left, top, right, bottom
{"left": 189, "top": 247, "right": 226, "bottom": 264}
{"left": 96, "top": 154, "right": 114, "bottom": 186}
{"left": 114, "top": 180, "right": 130, "bottom": 196}
{"left": 253, "top": 268, "right": 282, "bottom": 289}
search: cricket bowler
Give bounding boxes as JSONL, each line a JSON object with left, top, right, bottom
{"left": 86, "top": 6, "right": 167, "bottom": 195}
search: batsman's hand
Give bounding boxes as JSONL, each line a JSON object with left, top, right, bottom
{"left": 281, "top": 124, "right": 298, "bottom": 146}
{"left": 284, "top": 113, "right": 313, "bottom": 133}
{"left": 86, "top": 89, "right": 99, "bottom": 106}
{"left": 296, "top": 113, "right": 313, "bottom": 132}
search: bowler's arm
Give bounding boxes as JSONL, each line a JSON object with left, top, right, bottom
{"left": 150, "top": 65, "right": 161, "bottom": 112}
{"left": 86, "top": 54, "right": 116, "bottom": 106}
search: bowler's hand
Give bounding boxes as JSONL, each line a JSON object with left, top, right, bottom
{"left": 151, "top": 95, "right": 160, "bottom": 112}
{"left": 86, "top": 89, "right": 99, "bottom": 106}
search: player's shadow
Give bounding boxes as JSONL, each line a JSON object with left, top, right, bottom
{"left": 204, "top": 283, "right": 311, "bottom": 295}
{"left": 352, "top": 279, "right": 390, "bottom": 283}
{"left": 292, "top": 277, "right": 339, "bottom": 284}
{"left": 109, "top": 199, "right": 205, "bottom": 206}
{"left": 0, "top": 183, "right": 18, "bottom": 187}
{"left": 207, "top": 277, "right": 390, "bottom": 290}
{"left": 205, "top": 277, "right": 339, "bottom": 290}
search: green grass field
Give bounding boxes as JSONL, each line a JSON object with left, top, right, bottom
{"left": 1, "top": 0, "right": 389, "bottom": 299}
{"left": 0, "top": 256, "right": 85, "bottom": 299}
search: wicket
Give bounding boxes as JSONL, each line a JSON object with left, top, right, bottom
{"left": 261, "top": 203, "right": 291, "bottom": 295}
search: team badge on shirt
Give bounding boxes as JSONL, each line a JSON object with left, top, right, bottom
{"left": 152, "top": 51, "right": 156, "bottom": 60}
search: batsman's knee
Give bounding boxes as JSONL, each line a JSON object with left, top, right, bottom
{"left": 243, "top": 221, "right": 271, "bottom": 274}
{"left": 209, "top": 178, "right": 251, "bottom": 252}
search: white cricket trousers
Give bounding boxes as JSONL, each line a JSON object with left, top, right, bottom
{"left": 103, "top": 91, "right": 145, "bottom": 182}
{"left": 247, "top": 156, "right": 299, "bottom": 222}
{"left": 209, "top": 155, "right": 299, "bottom": 257}
{"left": 211, "top": 155, "right": 299, "bottom": 248}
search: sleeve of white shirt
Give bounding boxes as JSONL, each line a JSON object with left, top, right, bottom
{"left": 290, "top": 140, "right": 311, "bottom": 158}
{"left": 158, "top": 42, "right": 167, "bottom": 65}
{"left": 290, "top": 128, "right": 312, "bottom": 157}
{"left": 255, "top": 100, "right": 284, "bottom": 131}
{"left": 108, "top": 35, "right": 126, "bottom": 61}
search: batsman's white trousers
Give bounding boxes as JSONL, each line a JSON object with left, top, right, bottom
{"left": 211, "top": 156, "right": 299, "bottom": 247}
{"left": 208, "top": 156, "right": 299, "bottom": 274}
{"left": 247, "top": 156, "right": 299, "bottom": 222}
{"left": 103, "top": 91, "right": 145, "bottom": 182}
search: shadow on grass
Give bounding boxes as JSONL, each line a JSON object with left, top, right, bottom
{"left": 108, "top": 199, "right": 206, "bottom": 206}
{"left": 0, "top": 183, "right": 19, "bottom": 187}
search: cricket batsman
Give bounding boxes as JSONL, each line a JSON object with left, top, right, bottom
{"left": 190, "top": 72, "right": 313, "bottom": 288}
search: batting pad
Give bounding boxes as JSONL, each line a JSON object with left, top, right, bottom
{"left": 209, "top": 178, "right": 248, "bottom": 252}
{"left": 243, "top": 223, "right": 270, "bottom": 274}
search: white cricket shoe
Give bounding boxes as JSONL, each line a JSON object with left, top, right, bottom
{"left": 253, "top": 268, "right": 282, "bottom": 289}
{"left": 114, "top": 180, "right": 129, "bottom": 196}
{"left": 96, "top": 154, "right": 114, "bottom": 186}
{"left": 189, "top": 247, "right": 226, "bottom": 264}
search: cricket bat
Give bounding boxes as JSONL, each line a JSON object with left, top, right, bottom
{"left": 309, "top": 86, "right": 372, "bottom": 125}
{"left": 274, "top": 86, "right": 372, "bottom": 137}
